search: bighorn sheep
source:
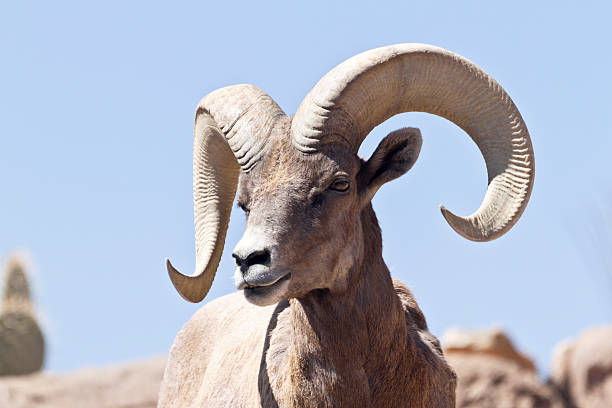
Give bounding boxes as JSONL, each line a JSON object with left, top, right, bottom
{"left": 159, "top": 44, "right": 534, "bottom": 407}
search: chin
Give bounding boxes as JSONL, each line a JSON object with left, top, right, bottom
{"left": 243, "top": 277, "right": 291, "bottom": 306}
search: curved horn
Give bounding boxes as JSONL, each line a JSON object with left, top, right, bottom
{"left": 167, "top": 84, "right": 285, "bottom": 302}
{"left": 291, "top": 44, "right": 534, "bottom": 242}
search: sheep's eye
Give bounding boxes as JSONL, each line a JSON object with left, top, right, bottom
{"left": 330, "top": 179, "right": 350, "bottom": 192}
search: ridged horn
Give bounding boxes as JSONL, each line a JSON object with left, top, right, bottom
{"left": 167, "top": 84, "right": 285, "bottom": 302}
{"left": 291, "top": 43, "right": 534, "bottom": 241}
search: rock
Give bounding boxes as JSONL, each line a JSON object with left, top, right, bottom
{"left": 444, "top": 327, "right": 535, "bottom": 372}
{"left": 447, "top": 354, "right": 565, "bottom": 408}
{"left": 549, "top": 339, "right": 574, "bottom": 404}
{"left": 550, "top": 326, "right": 612, "bottom": 408}
{"left": 0, "top": 356, "right": 166, "bottom": 408}
{"left": 444, "top": 328, "right": 565, "bottom": 408}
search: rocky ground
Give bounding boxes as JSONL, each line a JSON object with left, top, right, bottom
{"left": 549, "top": 326, "right": 612, "bottom": 408}
{"left": 444, "top": 328, "right": 565, "bottom": 408}
{"left": 0, "top": 327, "right": 609, "bottom": 407}
{"left": 444, "top": 326, "right": 612, "bottom": 408}
{"left": 0, "top": 356, "right": 166, "bottom": 408}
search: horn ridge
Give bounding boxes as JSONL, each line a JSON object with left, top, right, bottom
{"left": 291, "top": 43, "right": 534, "bottom": 242}
{"left": 167, "top": 84, "right": 285, "bottom": 302}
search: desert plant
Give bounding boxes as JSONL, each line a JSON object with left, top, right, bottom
{"left": 0, "top": 254, "right": 45, "bottom": 376}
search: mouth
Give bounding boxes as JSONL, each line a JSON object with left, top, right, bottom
{"left": 241, "top": 272, "right": 292, "bottom": 304}
{"left": 243, "top": 272, "right": 291, "bottom": 290}
{"left": 234, "top": 265, "right": 292, "bottom": 305}
{"left": 235, "top": 263, "right": 291, "bottom": 289}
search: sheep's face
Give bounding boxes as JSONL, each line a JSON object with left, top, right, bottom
{"left": 233, "top": 120, "right": 422, "bottom": 306}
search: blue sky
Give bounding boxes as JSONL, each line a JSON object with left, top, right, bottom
{"left": 1, "top": 1, "right": 611, "bottom": 375}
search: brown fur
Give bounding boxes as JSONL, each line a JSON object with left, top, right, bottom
{"left": 256, "top": 207, "right": 456, "bottom": 407}
{"left": 159, "top": 121, "right": 456, "bottom": 407}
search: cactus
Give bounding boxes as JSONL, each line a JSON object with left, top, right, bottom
{"left": 0, "top": 254, "right": 45, "bottom": 376}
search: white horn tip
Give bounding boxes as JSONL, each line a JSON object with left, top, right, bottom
{"left": 439, "top": 205, "right": 496, "bottom": 243}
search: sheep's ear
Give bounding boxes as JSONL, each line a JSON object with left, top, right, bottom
{"left": 359, "top": 127, "right": 422, "bottom": 203}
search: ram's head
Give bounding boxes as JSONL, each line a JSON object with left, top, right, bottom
{"left": 166, "top": 44, "right": 534, "bottom": 304}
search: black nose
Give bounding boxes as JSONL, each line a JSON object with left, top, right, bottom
{"left": 232, "top": 249, "right": 271, "bottom": 272}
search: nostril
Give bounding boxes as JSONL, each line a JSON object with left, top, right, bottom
{"left": 232, "top": 253, "right": 243, "bottom": 266}
{"left": 232, "top": 249, "right": 271, "bottom": 270}
{"left": 245, "top": 249, "right": 271, "bottom": 268}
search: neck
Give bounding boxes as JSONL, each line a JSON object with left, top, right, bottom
{"left": 278, "top": 205, "right": 410, "bottom": 406}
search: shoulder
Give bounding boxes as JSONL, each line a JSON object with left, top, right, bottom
{"left": 392, "top": 279, "right": 428, "bottom": 331}
{"left": 159, "top": 291, "right": 277, "bottom": 407}
{"left": 169, "top": 291, "right": 277, "bottom": 359}
{"left": 392, "top": 278, "right": 452, "bottom": 368}
{"left": 392, "top": 279, "right": 457, "bottom": 399}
